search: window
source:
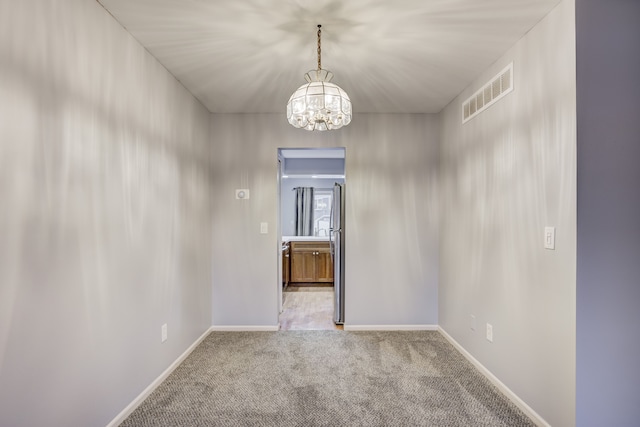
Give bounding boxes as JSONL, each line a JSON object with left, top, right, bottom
{"left": 313, "top": 190, "right": 332, "bottom": 237}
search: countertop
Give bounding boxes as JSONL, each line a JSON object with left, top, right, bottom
{"left": 282, "top": 236, "right": 330, "bottom": 242}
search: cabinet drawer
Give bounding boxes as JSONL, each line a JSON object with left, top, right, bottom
{"left": 290, "top": 241, "right": 330, "bottom": 252}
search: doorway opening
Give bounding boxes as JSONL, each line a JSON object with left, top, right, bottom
{"left": 277, "top": 148, "right": 346, "bottom": 330}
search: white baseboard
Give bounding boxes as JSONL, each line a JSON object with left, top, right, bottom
{"left": 438, "top": 327, "right": 550, "bottom": 427}
{"left": 106, "top": 326, "right": 213, "bottom": 427}
{"left": 210, "top": 325, "right": 279, "bottom": 331}
{"left": 344, "top": 324, "right": 438, "bottom": 331}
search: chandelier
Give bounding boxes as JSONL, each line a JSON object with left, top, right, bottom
{"left": 286, "top": 25, "right": 352, "bottom": 131}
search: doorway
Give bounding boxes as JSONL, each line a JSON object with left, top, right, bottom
{"left": 277, "top": 148, "right": 346, "bottom": 330}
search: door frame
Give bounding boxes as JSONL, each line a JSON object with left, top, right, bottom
{"left": 276, "top": 147, "right": 346, "bottom": 325}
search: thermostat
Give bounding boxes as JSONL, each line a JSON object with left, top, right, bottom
{"left": 235, "top": 189, "right": 250, "bottom": 200}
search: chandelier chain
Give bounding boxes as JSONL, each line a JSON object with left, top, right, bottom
{"left": 317, "top": 24, "right": 322, "bottom": 70}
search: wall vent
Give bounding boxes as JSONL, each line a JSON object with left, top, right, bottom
{"left": 462, "top": 63, "right": 513, "bottom": 123}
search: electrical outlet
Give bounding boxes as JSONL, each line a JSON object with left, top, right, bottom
{"left": 470, "top": 314, "right": 476, "bottom": 331}
{"left": 161, "top": 324, "right": 168, "bottom": 343}
{"left": 486, "top": 323, "right": 493, "bottom": 342}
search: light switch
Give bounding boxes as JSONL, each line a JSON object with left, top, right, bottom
{"left": 544, "top": 226, "right": 555, "bottom": 250}
{"left": 260, "top": 222, "right": 268, "bottom": 234}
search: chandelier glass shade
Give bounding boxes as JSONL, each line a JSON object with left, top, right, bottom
{"left": 286, "top": 26, "right": 352, "bottom": 131}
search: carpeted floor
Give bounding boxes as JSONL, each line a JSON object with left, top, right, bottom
{"left": 120, "top": 331, "right": 535, "bottom": 426}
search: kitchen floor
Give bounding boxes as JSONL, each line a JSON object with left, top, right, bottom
{"left": 279, "top": 286, "right": 343, "bottom": 331}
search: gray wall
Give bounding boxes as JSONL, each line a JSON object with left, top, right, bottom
{"left": 0, "top": 1, "right": 213, "bottom": 426}
{"left": 576, "top": 0, "right": 640, "bottom": 425}
{"left": 438, "top": 1, "right": 576, "bottom": 426}
{"left": 210, "top": 114, "right": 440, "bottom": 327}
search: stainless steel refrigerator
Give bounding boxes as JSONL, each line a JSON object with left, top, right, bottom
{"left": 330, "top": 182, "right": 345, "bottom": 324}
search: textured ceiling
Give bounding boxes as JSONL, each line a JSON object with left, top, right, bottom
{"left": 98, "top": 0, "right": 561, "bottom": 114}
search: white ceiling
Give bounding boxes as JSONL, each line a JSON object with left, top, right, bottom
{"left": 98, "top": 0, "right": 561, "bottom": 114}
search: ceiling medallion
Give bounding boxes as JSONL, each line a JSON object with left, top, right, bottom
{"left": 286, "top": 25, "right": 352, "bottom": 131}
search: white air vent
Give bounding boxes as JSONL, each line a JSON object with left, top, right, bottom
{"left": 462, "top": 63, "right": 513, "bottom": 123}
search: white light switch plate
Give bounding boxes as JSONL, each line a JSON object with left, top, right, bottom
{"left": 260, "top": 222, "right": 268, "bottom": 234}
{"left": 544, "top": 226, "right": 555, "bottom": 250}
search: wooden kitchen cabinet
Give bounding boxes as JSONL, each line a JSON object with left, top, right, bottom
{"left": 289, "top": 241, "right": 333, "bottom": 284}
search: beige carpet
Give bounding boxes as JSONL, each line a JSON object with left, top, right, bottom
{"left": 120, "top": 331, "right": 535, "bottom": 426}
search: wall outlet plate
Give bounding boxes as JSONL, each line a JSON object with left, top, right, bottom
{"left": 161, "top": 324, "right": 168, "bottom": 343}
{"left": 486, "top": 323, "right": 493, "bottom": 342}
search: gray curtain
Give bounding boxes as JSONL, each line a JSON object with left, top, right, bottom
{"left": 295, "top": 187, "right": 314, "bottom": 236}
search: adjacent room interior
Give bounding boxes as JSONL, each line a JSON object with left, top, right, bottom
{"left": 278, "top": 148, "right": 346, "bottom": 331}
